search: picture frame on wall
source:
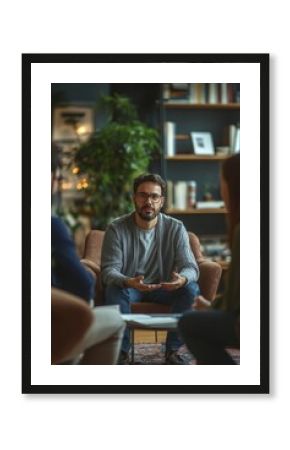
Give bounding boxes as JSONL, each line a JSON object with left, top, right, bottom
{"left": 190, "top": 131, "right": 215, "bottom": 155}
{"left": 52, "top": 105, "right": 94, "bottom": 143}
{"left": 22, "top": 53, "right": 269, "bottom": 395}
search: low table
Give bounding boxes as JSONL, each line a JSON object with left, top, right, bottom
{"left": 121, "top": 313, "right": 182, "bottom": 363}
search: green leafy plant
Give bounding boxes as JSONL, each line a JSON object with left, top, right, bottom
{"left": 74, "top": 94, "right": 160, "bottom": 229}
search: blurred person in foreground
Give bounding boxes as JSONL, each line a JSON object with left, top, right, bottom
{"left": 51, "top": 144, "right": 125, "bottom": 364}
{"left": 178, "top": 153, "right": 240, "bottom": 364}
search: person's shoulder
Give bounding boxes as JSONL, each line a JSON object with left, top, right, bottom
{"left": 52, "top": 215, "right": 61, "bottom": 227}
{"left": 160, "top": 213, "right": 184, "bottom": 229}
{"left": 106, "top": 213, "right": 133, "bottom": 230}
{"left": 52, "top": 216, "right": 68, "bottom": 234}
{"left": 52, "top": 216, "right": 73, "bottom": 246}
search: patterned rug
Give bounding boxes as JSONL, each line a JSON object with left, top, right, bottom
{"left": 133, "top": 343, "right": 240, "bottom": 365}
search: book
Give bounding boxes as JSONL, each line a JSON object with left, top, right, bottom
{"left": 196, "top": 83, "right": 206, "bottom": 104}
{"left": 234, "top": 83, "right": 240, "bottom": 103}
{"left": 189, "top": 84, "right": 198, "bottom": 104}
{"left": 171, "top": 83, "right": 189, "bottom": 90}
{"left": 220, "top": 83, "right": 228, "bottom": 104}
{"left": 227, "top": 84, "right": 234, "bottom": 103}
{"left": 163, "top": 84, "right": 190, "bottom": 102}
{"left": 234, "top": 127, "right": 240, "bottom": 153}
{"left": 208, "top": 83, "right": 219, "bottom": 104}
{"left": 174, "top": 181, "right": 187, "bottom": 209}
{"left": 166, "top": 180, "right": 174, "bottom": 209}
{"left": 227, "top": 124, "right": 240, "bottom": 154}
{"left": 187, "top": 181, "right": 197, "bottom": 208}
{"left": 196, "top": 200, "right": 225, "bottom": 209}
{"left": 164, "top": 121, "right": 176, "bottom": 156}
{"left": 228, "top": 124, "right": 237, "bottom": 153}
{"left": 162, "top": 84, "right": 171, "bottom": 100}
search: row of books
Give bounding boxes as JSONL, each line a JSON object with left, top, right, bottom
{"left": 163, "top": 83, "right": 240, "bottom": 105}
{"left": 164, "top": 121, "right": 240, "bottom": 156}
{"left": 199, "top": 236, "right": 231, "bottom": 261}
{"left": 166, "top": 180, "right": 225, "bottom": 210}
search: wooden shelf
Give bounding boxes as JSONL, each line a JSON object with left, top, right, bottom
{"left": 163, "top": 102, "right": 239, "bottom": 110}
{"left": 166, "top": 208, "right": 227, "bottom": 215}
{"left": 176, "top": 134, "right": 189, "bottom": 141}
{"left": 166, "top": 154, "right": 228, "bottom": 161}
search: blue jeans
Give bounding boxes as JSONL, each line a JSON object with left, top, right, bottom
{"left": 104, "top": 282, "right": 200, "bottom": 353}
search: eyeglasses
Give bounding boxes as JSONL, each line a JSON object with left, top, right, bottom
{"left": 135, "top": 192, "right": 163, "bottom": 203}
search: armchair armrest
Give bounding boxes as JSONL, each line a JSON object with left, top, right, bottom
{"left": 80, "top": 258, "right": 104, "bottom": 306}
{"left": 80, "top": 259, "right": 101, "bottom": 277}
{"left": 198, "top": 259, "right": 222, "bottom": 301}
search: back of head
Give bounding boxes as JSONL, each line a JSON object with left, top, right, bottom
{"left": 222, "top": 153, "right": 240, "bottom": 244}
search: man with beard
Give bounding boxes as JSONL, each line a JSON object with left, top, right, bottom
{"left": 101, "top": 173, "right": 200, "bottom": 364}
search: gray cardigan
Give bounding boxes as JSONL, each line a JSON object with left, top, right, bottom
{"left": 101, "top": 212, "right": 199, "bottom": 287}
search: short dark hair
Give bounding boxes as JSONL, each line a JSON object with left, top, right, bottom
{"left": 133, "top": 173, "right": 167, "bottom": 196}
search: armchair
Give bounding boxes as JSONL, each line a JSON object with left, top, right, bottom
{"left": 81, "top": 229, "right": 222, "bottom": 312}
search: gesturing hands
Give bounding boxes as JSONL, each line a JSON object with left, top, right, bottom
{"left": 125, "top": 272, "right": 187, "bottom": 292}
{"left": 160, "top": 272, "right": 187, "bottom": 291}
{"left": 125, "top": 275, "right": 162, "bottom": 292}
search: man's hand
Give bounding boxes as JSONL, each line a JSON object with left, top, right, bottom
{"left": 193, "top": 295, "right": 212, "bottom": 310}
{"left": 124, "top": 275, "right": 162, "bottom": 292}
{"left": 160, "top": 272, "right": 187, "bottom": 291}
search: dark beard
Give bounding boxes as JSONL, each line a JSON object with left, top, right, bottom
{"left": 136, "top": 207, "right": 159, "bottom": 221}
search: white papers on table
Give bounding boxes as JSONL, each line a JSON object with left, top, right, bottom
{"left": 121, "top": 314, "right": 178, "bottom": 327}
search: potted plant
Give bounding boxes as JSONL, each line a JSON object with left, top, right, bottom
{"left": 73, "top": 94, "right": 160, "bottom": 229}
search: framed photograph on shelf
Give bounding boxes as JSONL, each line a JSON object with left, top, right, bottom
{"left": 191, "top": 132, "right": 215, "bottom": 155}
{"left": 22, "top": 53, "right": 269, "bottom": 395}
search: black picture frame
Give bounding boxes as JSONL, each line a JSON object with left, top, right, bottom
{"left": 22, "top": 53, "right": 269, "bottom": 394}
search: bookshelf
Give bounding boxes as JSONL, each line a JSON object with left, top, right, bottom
{"left": 159, "top": 82, "right": 240, "bottom": 260}
{"left": 164, "top": 103, "right": 239, "bottom": 110}
{"left": 166, "top": 155, "right": 228, "bottom": 161}
{"left": 166, "top": 208, "right": 227, "bottom": 215}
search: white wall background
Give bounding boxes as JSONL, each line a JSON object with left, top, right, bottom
{"left": 0, "top": 1, "right": 284, "bottom": 449}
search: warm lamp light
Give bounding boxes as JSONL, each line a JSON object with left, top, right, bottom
{"left": 61, "top": 181, "right": 73, "bottom": 190}
{"left": 76, "top": 125, "right": 86, "bottom": 135}
{"left": 76, "top": 178, "right": 89, "bottom": 190}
